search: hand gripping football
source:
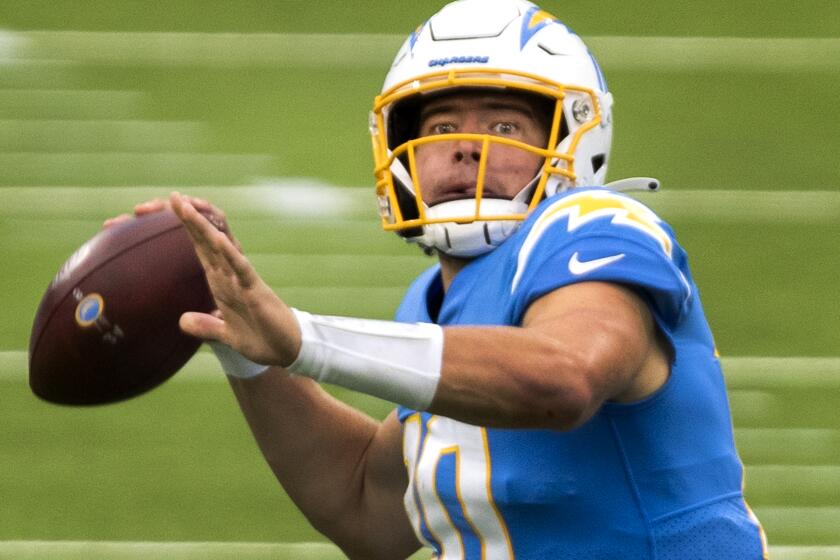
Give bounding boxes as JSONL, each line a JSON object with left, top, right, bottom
{"left": 29, "top": 210, "right": 215, "bottom": 405}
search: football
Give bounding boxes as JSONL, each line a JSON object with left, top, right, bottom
{"left": 29, "top": 210, "right": 215, "bottom": 405}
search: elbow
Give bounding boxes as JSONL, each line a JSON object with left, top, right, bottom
{"left": 302, "top": 507, "right": 346, "bottom": 545}
{"left": 518, "top": 352, "right": 600, "bottom": 431}
{"left": 534, "top": 385, "right": 594, "bottom": 432}
{"left": 306, "top": 511, "right": 386, "bottom": 560}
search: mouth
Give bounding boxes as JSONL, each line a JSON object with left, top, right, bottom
{"left": 427, "top": 182, "right": 505, "bottom": 207}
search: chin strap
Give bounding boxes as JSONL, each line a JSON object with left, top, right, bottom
{"left": 418, "top": 198, "right": 529, "bottom": 258}
{"left": 603, "top": 177, "right": 661, "bottom": 193}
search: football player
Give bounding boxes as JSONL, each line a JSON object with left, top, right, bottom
{"left": 157, "top": 0, "right": 769, "bottom": 557}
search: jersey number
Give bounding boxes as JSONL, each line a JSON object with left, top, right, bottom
{"left": 403, "top": 414, "right": 514, "bottom": 559}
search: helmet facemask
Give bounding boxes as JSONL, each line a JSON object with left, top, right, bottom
{"left": 371, "top": 69, "right": 605, "bottom": 257}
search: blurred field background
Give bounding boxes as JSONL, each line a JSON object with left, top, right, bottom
{"left": 0, "top": 1, "right": 838, "bottom": 558}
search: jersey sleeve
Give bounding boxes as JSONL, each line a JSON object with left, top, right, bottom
{"left": 509, "top": 191, "right": 693, "bottom": 328}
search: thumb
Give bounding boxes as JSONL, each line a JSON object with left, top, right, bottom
{"left": 180, "top": 311, "right": 226, "bottom": 342}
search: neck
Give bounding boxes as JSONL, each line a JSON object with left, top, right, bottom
{"left": 437, "top": 252, "right": 472, "bottom": 292}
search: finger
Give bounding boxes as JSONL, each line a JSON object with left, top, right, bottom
{"left": 197, "top": 207, "right": 229, "bottom": 234}
{"left": 190, "top": 196, "right": 234, "bottom": 236}
{"left": 189, "top": 197, "right": 226, "bottom": 229}
{"left": 172, "top": 192, "right": 252, "bottom": 287}
{"left": 184, "top": 196, "right": 242, "bottom": 251}
{"left": 134, "top": 198, "right": 168, "bottom": 216}
{"left": 170, "top": 193, "right": 238, "bottom": 273}
{"left": 180, "top": 311, "right": 226, "bottom": 342}
{"left": 187, "top": 196, "right": 211, "bottom": 212}
{"left": 102, "top": 213, "right": 132, "bottom": 229}
{"left": 187, "top": 196, "right": 225, "bottom": 223}
{"left": 171, "top": 192, "right": 225, "bottom": 271}
{"left": 222, "top": 243, "right": 261, "bottom": 290}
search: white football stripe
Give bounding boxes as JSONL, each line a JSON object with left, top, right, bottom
{"left": 0, "top": 539, "right": 827, "bottom": 558}
{"left": 1, "top": 186, "right": 838, "bottom": 222}
{"left": 4, "top": 353, "right": 839, "bottom": 382}
{"left": 3, "top": 30, "right": 840, "bottom": 71}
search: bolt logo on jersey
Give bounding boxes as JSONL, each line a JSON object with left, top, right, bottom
{"left": 512, "top": 190, "right": 676, "bottom": 292}
{"left": 535, "top": 189, "right": 673, "bottom": 256}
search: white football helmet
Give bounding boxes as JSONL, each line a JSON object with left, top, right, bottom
{"left": 371, "top": 0, "right": 615, "bottom": 257}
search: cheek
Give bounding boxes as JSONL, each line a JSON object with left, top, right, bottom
{"left": 487, "top": 145, "right": 543, "bottom": 177}
{"left": 412, "top": 149, "right": 433, "bottom": 185}
{"left": 414, "top": 143, "right": 459, "bottom": 179}
{"left": 413, "top": 145, "right": 452, "bottom": 195}
{"left": 414, "top": 144, "right": 445, "bottom": 170}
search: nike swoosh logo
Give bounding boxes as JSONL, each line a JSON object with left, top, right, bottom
{"left": 568, "top": 251, "right": 625, "bottom": 275}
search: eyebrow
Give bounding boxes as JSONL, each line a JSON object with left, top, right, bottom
{"left": 419, "top": 97, "right": 540, "bottom": 124}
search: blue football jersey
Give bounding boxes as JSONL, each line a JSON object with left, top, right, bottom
{"left": 395, "top": 188, "right": 767, "bottom": 559}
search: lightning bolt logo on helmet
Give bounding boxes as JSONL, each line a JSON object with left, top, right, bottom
{"left": 519, "top": 7, "right": 568, "bottom": 49}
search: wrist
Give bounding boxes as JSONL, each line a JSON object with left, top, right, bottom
{"left": 287, "top": 308, "right": 443, "bottom": 410}
{"left": 208, "top": 341, "right": 270, "bottom": 379}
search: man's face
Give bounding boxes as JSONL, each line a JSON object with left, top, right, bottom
{"left": 414, "top": 90, "right": 550, "bottom": 207}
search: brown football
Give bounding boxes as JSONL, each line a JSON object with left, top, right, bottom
{"left": 29, "top": 210, "right": 215, "bottom": 405}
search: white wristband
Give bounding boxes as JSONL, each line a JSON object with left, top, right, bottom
{"left": 208, "top": 341, "right": 270, "bottom": 379}
{"left": 287, "top": 309, "right": 443, "bottom": 410}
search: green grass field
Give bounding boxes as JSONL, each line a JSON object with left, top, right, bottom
{"left": 1, "top": 1, "right": 838, "bottom": 557}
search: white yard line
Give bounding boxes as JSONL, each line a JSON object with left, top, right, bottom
{"left": 0, "top": 540, "right": 833, "bottom": 559}
{"left": 1, "top": 185, "right": 838, "bottom": 221}
{"left": 724, "top": 357, "right": 840, "bottom": 389}
{"left": 3, "top": 352, "right": 839, "bottom": 383}
{"left": 0, "top": 540, "right": 344, "bottom": 558}
{"left": 0, "top": 183, "right": 372, "bottom": 219}
{"left": 2, "top": 31, "right": 839, "bottom": 71}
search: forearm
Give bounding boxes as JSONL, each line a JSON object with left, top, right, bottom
{"left": 227, "top": 368, "right": 418, "bottom": 558}
{"left": 431, "top": 326, "right": 595, "bottom": 429}
{"left": 229, "top": 369, "right": 375, "bottom": 499}
{"left": 285, "top": 310, "right": 611, "bottom": 431}
{"left": 429, "top": 285, "right": 660, "bottom": 429}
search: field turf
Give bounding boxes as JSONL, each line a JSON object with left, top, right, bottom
{"left": 0, "top": 1, "right": 838, "bottom": 557}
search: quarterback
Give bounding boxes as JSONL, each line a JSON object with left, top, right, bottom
{"left": 151, "top": 0, "right": 768, "bottom": 558}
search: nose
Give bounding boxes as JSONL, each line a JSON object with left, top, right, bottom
{"left": 452, "top": 137, "right": 482, "bottom": 164}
